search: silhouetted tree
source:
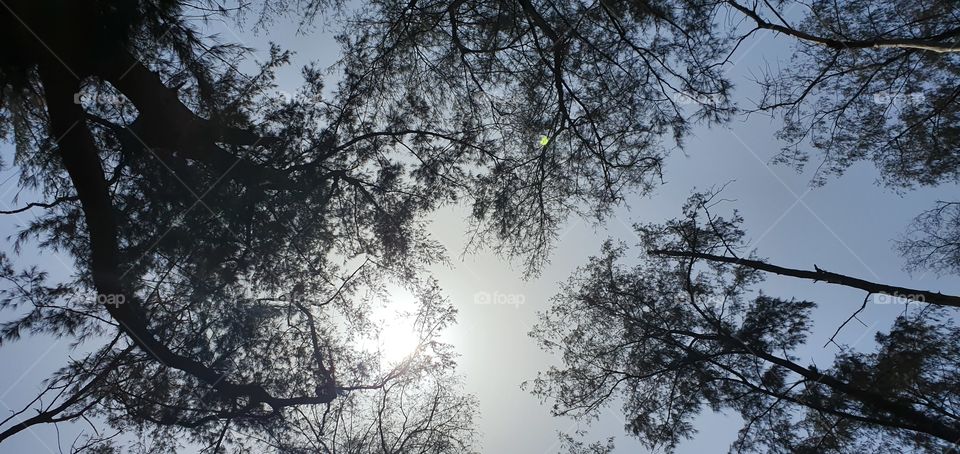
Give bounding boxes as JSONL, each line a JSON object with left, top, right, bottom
{"left": 530, "top": 192, "right": 960, "bottom": 452}
{"left": 2, "top": 0, "right": 958, "bottom": 450}
{"left": 347, "top": 0, "right": 960, "bottom": 275}
{"left": 0, "top": 0, "right": 482, "bottom": 447}
{"left": 729, "top": 0, "right": 960, "bottom": 187}
{"left": 899, "top": 201, "right": 960, "bottom": 277}
{"left": 346, "top": 0, "right": 960, "bottom": 188}
{"left": 342, "top": 0, "right": 740, "bottom": 270}
{"left": 0, "top": 0, "right": 710, "bottom": 450}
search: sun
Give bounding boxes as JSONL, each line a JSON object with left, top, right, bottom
{"left": 378, "top": 320, "right": 421, "bottom": 363}
{"left": 371, "top": 287, "right": 422, "bottom": 364}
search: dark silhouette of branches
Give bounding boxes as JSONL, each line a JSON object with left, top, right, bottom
{"left": 648, "top": 249, "right": 960, "bottom": 308}
{"left": 728, "top": 0, "right": 960, "bottom": 187}
{"left": 530, "top": 192, "right": 960, "bottom": 452}
{"left": 728, "top": 0, "right": 960, "bottom": 53}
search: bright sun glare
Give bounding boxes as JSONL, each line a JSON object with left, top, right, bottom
{"left": 371, "top": 288, "right": 422, "bottom": 364}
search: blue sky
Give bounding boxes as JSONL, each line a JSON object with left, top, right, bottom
{"left": 1, "top": 8, "right": 959, "bottom": 454}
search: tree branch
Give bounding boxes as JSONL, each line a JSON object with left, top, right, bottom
{"left": 40, "top": 60, "right": 340, "bottom": 422}
{"left": 649, "top": 249, "right": 960, "bottom": 307}
{"left": 728, "top": 0, "right": 960, "bottom": 53}
{"left": 0, "top": 195, "right": 79, "bottom": 214}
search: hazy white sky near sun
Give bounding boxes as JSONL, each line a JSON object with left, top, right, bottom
{"left": 1, "top": 7, "right": 959, "bottom": 454}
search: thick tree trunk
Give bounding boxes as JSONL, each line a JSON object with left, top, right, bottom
{"left": 38, "top": 61, "right": 336, "bottom": 413}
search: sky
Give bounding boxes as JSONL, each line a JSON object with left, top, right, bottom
{"left": 1, "top": 6, "right": 959, "bottom": 454}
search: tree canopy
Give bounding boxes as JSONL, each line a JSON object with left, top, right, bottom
{"left": 530, "top": 192, "right": 960, "bottom": 452}
{"left": 1, "top": 0, "right": 736, "bottom": 449}
{"left": 0, "top": 0, "right": 958, "bottom": 452}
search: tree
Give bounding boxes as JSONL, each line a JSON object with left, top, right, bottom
{"left": 898, "top": 201, "right": 960, "bottom": 277}
{"left": 727, "top": 0, "right": 960, "bottom": 188}
{"left": 347, "top": 0, "right": 960, "bottom": 281}
{"left": 529, "top": 192, "right": 960, "bottom": 452}
{"left": 728, "top": 0, "right": 960, "bottom": 283}
{"left": 0, "top": 0, "right": 474, "bottom": 447}
{"left": 340, "top": 0, "right": 742, "bottom": 269}
{"left": 0, "top": 0, "right": 747, "bottom": 447}
{"left": 0, "top": 0, "right": 711, "bottom": 450}
{"left": 2, "top": 0, "right": 957, "bottom": 450}
{"left": 345, "top": 0, "right": 960, "bottom": 450}
{"left": 347, "top": 0, "right": 960, "bottom": 190}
